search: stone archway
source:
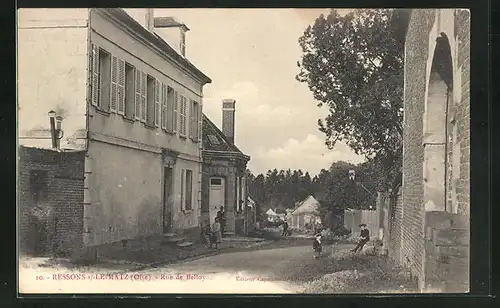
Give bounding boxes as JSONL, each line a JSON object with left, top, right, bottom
{"left": 423, "top": 32, "right": 454, "bottom": 213}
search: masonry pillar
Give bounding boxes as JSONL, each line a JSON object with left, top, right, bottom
{"left": 423, "top": 211, "right": 469, "bottom": 292}
{"left": 225, "top": 170, "right": 236, "bottom": 234}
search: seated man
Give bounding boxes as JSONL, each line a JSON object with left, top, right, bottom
{"left": 351, "top": 224, "right": 370, "bottom": 253}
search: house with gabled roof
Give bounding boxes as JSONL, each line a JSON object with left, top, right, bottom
{"left": 201, "top": 99, "right": 251, "bottom": 235}
{"left": 290, "top": 195, "right": 322, "bottom": 229}
{"left": 17, "top": 8, "right": 211, "bottom": 259}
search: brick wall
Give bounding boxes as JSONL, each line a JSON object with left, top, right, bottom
{"left": 388, "top": 189, "right": 403, "bottom": 264}
{"left": 454, "top": 10, "right": 471, "bottom": 215}
{"left": 424, "top": 211, "right": 469, "bottom": 292}
{"left": 394, "top": 9, "right": 470, "bottom": 290}
{"left": 18, "top": 146, "right": 85, "bottom": 257}
{"left": 402, "top": 9, "right": 436, "bottom": 277}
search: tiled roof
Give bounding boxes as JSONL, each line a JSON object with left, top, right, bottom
{"left": 202, "top": 114, "right": 243, "bottom": 154}
{"left": 291, "top": 195, "right": 320, "bottom": 215}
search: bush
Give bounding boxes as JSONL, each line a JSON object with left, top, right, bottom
{"left": 334, "top": 226, "right": 351, "bottom": 236}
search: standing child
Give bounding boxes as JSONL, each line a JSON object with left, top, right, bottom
{"left": 211, "top": 217, "right": 222, "bottom": 250}
{"left": 313, "top": 233, "right": 322, "bottom": 259}
{"left": 203, "top": 223, "right": 213, "bottom": 249}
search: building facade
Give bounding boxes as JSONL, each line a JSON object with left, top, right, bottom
{"left": 201, "top": 100, "right": 251, "bottom": 235}
{"left": 18, "top": 8, "right": 211, "bottom": 257}
{"left": 387, "top": 9, "right": 470, "bottom": 292}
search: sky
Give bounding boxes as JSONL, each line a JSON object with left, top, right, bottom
{"left": 155, "top": 9, "right": 364, "bottom": 176}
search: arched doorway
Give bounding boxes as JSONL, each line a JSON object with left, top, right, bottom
{"left": 423, "top": 32, "right": 454, "bottom": 213}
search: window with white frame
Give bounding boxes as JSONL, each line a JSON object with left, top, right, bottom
{"left": 179, "top": 95, "right": 188, "bottom": 137}
{"left": 190, "top": 100, "right": 200, "bottom": 141}
{"left": 134, "top": 69, "right": 147, "bottom": 122}
{"left": 161, "top": 83, "right": 167, "bottom": 130}
{"left": 109, "top": 56, "right": 126, "bottom": 114}
{"left": 173, "top": 90, "right": 179, "bottom": 133}
{"left": 180, "top": 169, "right": 193, "bottom": 211}
{"left": 91, "top": 45, "right": 112, "bottom": 111}
{"left": 185, "top": 169, "right": 193, "bottom": 210}
{"left": 124, "top": 63, "right": 136, "bottom": 119}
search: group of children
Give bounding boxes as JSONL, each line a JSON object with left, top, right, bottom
{"left": 312, "top": 223, "right": 370, "bottom": 259}
{"left": 203, "top": 206, "right": 226, "bottom": 250}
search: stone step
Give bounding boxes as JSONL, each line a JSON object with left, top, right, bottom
{"left": 162, "top": 233, "right": 186, "bottom": 244}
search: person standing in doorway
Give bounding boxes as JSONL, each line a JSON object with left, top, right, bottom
{"left": 352, "top": 223, "right": 370, "bottom": 253}
{"left": 216, "top": 206, "right": 225, "bottom": 237}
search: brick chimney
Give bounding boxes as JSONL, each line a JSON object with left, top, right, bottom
{"left": 153, "top": 16, "right": 190, "bottom": 57}
{"left": 222, "top": 99, "right": 236, "bottom": 144}
{"left": 123, "top": 8, "right": 154, "bottom": 31}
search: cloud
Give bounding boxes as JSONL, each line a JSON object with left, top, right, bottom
{"left": 250, "top": 134, "right": 365, "bottom": 176}
{"left": 153, "top": 9, "right": 366, "bottom": 175}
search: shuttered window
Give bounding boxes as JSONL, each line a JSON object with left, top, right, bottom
{"left": 189, "top": 99, "right": 195, "bottom": 139}
{"left": 117, "top": 59, "right": 125, "bottom": 115}
{"left": 134, "top": 69, "right": 142, "bottom": 120}
{"left": 180, "top": 169, "right": 185, "bottom": 210}
{"left": 173, "top": 90, "right": 179, "bottom": 133}
{"left": 185, "top": 169, "right": 193, "bottom": 210}
{"left": 140, "top": 71, "right": 147, "bottom": 122}
{"left": 110, "top": 56, "right": 118, "bottom": 112}
{"left": 161, "top": 83, "right": 167, "bottom": 130}
{"left": 179, "top": 95, "right": 187, "bottom": 137}
{"left": 198, "top": 103, "right": 202, "bottom": 142}
{"left": 166, "top": 87, "right": 174, "bottom": 133}
{"left": 91, "top": 44, "right": 100, "bottom": 107}
{"left": 154, "top": 79, "right": 161, "bottom": 127}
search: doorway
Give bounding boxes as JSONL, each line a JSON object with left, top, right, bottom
{"left": 163, "top": 167, "right": 174, "bottom": 233}
{"left": 209, "top": 177, "right": 225, "bottom": 225}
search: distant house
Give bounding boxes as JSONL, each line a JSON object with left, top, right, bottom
{"left": 290, "top": 195, "right": 321, "bottom": 229}
{"left": 201, "top": 99, "right": 251, "bottom": 236}
{"left": 265, "top": 208, "right": 278, "bottom": 222}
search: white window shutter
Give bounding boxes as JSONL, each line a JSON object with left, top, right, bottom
{"left": 117, "top": 59, "right": 125, "bottom": 115}
{"left": 161, "top": 84, "right": 167, "bottom": 130}
{"left": 189, "top": 100, "right": 194, "bottom": 139}
{"left": 134, "top": 69, "right": 141, "bottom": 120}
{"left": 141, "top": 72, "right": 147, "bottom": 123}
{"left": 91, "top": 44, "right": 100, "bottom": 107}
{"left": 179, "top": 96, "right": 187, "bottom": 136}
{"left": 173, "top": 90, "right": 178, "bottom": 133}
{"left": 198, "top": 104, "right": 202, "bottom": 142}
{"left": 154, "top": 79, "right": 160, "bottom": 127}
{"left": 180, "top": 169, "right": 185, "bottom": 210}
{"left": 110, "top": 56, "right": 118, "bottom": 112}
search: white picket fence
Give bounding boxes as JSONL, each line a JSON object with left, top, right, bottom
{"left": 343, "top": 209, "right": 378, "bottom": 238}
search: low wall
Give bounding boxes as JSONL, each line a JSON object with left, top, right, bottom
{"left": 18, "top": 146, "right": 85, "bottom": 257}
{"left": 423, "top": 211, "right": 469, "bottom": 292}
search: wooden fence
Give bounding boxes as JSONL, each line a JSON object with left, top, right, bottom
{"left": 343, "top": 209, "right": 378, "bottom": 238}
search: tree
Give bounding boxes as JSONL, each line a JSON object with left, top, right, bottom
{"left": 296, "top": 9, "right": 409, "bottom": 192}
